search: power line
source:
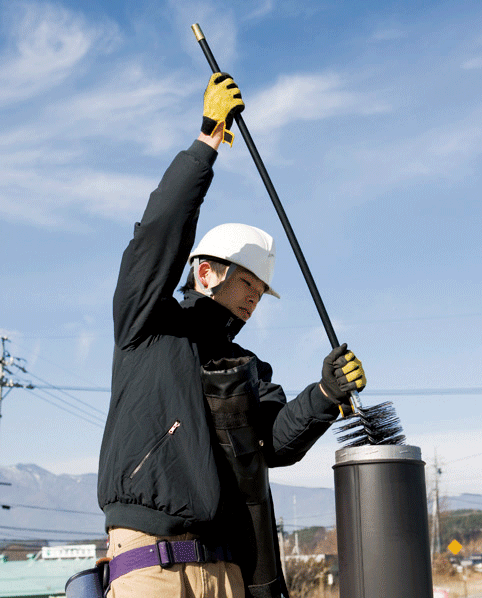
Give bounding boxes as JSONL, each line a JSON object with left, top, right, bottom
{"left": 1, "top": 336, "right": 107, "bottom": 428}
{"left": 8, "top": 337, "right": 109, "bottom": 390}
{"left": 447, "top": 452, "right": 482, "bottom": 464}
{"left": 33, "top": 385, "right": 110, "bottom": 392}
{"left": 7, "top": 503, "right": 103, "bottom": 516}
{"left": 0, "top": 524, "right": 103, "bottom": 536}
{"left": 1, "top": 540, "right": 79, "bottom": 546}
{"left": 28, "top": 384, "right": 106, "bottom": 423}
{"left": 285, "top": 388, "right": 482, "bottom": 397}
{"left": 12, "top": 333, "right": 111, "bottom": 340}
{"left": 7, "top": 339, "right": 482, "bottom": 402}
{"left": 25, "top": 388, "right": 104, "bottom": 428}
{"left": 442, "top": 476, "right": 482, "bottom": 485}
{"left": 21, "top": 369, "right": 107, "bottom": 417}
{"left": 366, "top": 388, "right": 482, "bottom": 397}
{"left": 280, "top": 522, "right": 335, "bottom": 530}
{"left": 13, "top": 312, "right": 482, "bottom": 337}
{"left": 23, "top": 385, "right": 482, "bottom": 397}
{"left": 448, "top": 497, "right": 482, "bottom": 508}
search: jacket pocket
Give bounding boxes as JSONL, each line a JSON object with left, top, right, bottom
{"left": 227, "top": 426, "right": 260, "bottom": 458}
{"left": 129, "top": 420, "right": 181, "bottom": 480}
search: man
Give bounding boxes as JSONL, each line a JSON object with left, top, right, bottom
{"left": 98, "top": 73, "right": 366, "bottom": 598}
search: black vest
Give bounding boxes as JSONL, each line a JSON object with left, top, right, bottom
{"left": 201, "top": 356, "right": 288, "bottom": 598}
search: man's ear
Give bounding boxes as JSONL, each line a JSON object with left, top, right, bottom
{"left": 197, "top": 261, "right": 212, "bottom": 289}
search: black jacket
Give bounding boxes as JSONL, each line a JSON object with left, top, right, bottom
{"left": 97, "top": 139, "right": 340, "bottom": 539}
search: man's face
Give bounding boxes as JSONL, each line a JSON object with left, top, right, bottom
{"left": 212, "top": 267, "right": 266, "bottom": 321}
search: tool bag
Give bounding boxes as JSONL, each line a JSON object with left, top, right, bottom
{"left": 65, "top": 560, "right": 109, "bottom": 598}
{"left": 201, "top": 356, "right": 287, "bottom": 598}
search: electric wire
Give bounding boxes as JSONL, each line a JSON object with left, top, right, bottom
{"left": 21, "top": 367, "right": 107, "bottom": 417}
{"left": 1, "top": 541, "right": 95, "bottom": 546}
{"left": 0, "top": 537, "right": 103, "bottom": 545}
{"left": 447, "top": 452, "right": 482, "bottom": 464}
{"left": 285, "top": 388, "right": 482, "bottom": 397}
{"left": 0, "top": 524, "right": 103, "bottom": 536}
{"left": 29, "top": 384, "right": 105, "bottom": 422}
{"left": 447, "top": 497, "right": 482, "bottom": 508}
{"left": 33, "top": 385, "right": 110, "bottom": 392}
{"left": 7, "top": 503, "right": 103, "bottom": 516}
{"left": 24, "top": 388, "right": 104, "bottom": 428}
{"left": 3, "top": 339, "right": 108, "bottom": 424}
{"left": 8, "top": 337, "right": 109, "bottom": 391}
{"left": 12, "top": 311, "right": 482, "bottom": 339}
{"left": 4, "top": 340, "right": 481, "bottom": 501}
{"left": 279, "top": 522, "right": 335, "bottom": 530}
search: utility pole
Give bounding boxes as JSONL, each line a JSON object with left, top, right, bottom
{"left": 0, "top": 336, "right": 33, "bottom": 423}
{"left": 430, "top": 450, "right": 442, "bottom": 559}
{"left": 277, "top": 518, "right": 286, "bottom": 578}
{"left": 292, "top": 494, "right": 300, "bottom": 558}
{"left": 0, "top": 336, "right": 9, "bottom": 420}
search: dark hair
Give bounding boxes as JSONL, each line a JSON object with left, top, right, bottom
{"left": 178, "top": 257, "right": 230, "bottom": 295}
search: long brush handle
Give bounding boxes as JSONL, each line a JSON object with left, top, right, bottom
{"left": 192, "top": 24, "right": 362, "bottom": 413}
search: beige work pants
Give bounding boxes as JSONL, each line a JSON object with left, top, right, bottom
{"left": 107, "top": 528, "right": 245, "bottom": 598}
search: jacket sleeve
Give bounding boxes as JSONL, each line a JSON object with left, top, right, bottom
{"left": 113, "top": 140, "right": 217, "bottom": 349}
{"left": 256, "top": 359, "right": 340, "bottom": 468}
{"left": 268, "top": 383, "right": 340, "bottom": 467}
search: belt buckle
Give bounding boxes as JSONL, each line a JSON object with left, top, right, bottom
{"left": 156, "top": 540, "right": 174, "bottom": 568}
{"left": 194, "top": 539, "right": 206, "bottom": 563}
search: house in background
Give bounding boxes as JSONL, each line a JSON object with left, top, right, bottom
{"left": 0, "top": 544, "right": 102, "bottom": 598}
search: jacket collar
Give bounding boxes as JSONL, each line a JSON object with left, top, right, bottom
{"left": 181, "top": 290, "right": 245, "bottom": 341}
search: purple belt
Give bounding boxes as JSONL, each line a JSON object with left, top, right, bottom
{"left": 109, "top": 539, "right": 232, "bottom": 583}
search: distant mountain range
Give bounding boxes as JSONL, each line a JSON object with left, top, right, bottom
{"left": 0, "top": 464, "right": 103, "bottom": 543}
{"left": 0, "top": 464, "right": 480, "bottom": 542}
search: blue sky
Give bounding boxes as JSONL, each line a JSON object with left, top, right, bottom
{"left": 1, "top": 0, "right": 481, "bottom": 508}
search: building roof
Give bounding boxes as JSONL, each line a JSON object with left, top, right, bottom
{"left": 0, "top": 557, "right": 96, "bottom": 597}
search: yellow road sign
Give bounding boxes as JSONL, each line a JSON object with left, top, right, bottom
{"left": 448, "top": 539, "right": 462, "bottom": 555}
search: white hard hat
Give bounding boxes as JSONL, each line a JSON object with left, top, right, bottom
{"left": 189, "top": 223, "right": 280, "bottom": 298}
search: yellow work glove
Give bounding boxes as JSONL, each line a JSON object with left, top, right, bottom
{"left": 201, "top": 72, "right": 245, "bottom": 146}
{"left": 320, "top": 343, "right": 367, "bottom": 414}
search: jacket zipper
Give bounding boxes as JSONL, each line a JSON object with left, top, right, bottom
{"left": 129, "top": 420, "right": 181, "bottom": 479}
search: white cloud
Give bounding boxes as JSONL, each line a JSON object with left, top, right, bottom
{"left": 53, "top": 64, "right": 191, "bottom": 123}
{"left": 27, "top": 339, "right": 42, "bottom": 369}
{"left": 329, "top": 107, "right": 482, "bottom": 199}
{"left": 0, "top": 19, "right": 197, "bottom": 228}
{"left": 0, "top": 329, "right": 23, "bottom": 341}
{"left": 0, "top": 1, "right": 120, "bottom": 106}
{"left": 0, "top": 4, "right": 165, "bottom": 229}
{"left": 46, "top": 64, "right": 198, "bottom": 154}
{"left": 72, "top": 171, "right": 158, "bottom": 221}
{"left": 243, "top": 0, "right": 275, "bottom": 21}
{"left": 297, "top": 320, "right": 347, "bottom": 360}
{"left": 370, "top": 28, "right": 407, "bottom": 42}
{"left": 251, "top": 293, "right": 284, "bottom": 340}
{"left": 167, "top": 0, "right": 238, "bottom": 71}
{"left": 462, "top": 56, "right": 482, "bottom": 70}
{"left": 0, "top": 159, "right": 157, "bottom": 228}
{"left": 3, "top": 2, "right": 479, "bottom": 233}
{"left": 247, "top": 73, "right": 391, "bottom": 133}
{"left": 0, "top": 58, "right": 196, "bottom": 162}
{"left": 0, "top": 3, "right": 393, "bottom": 230}
{"left": 76, "top": 329, "right": 95, "bottom": 365}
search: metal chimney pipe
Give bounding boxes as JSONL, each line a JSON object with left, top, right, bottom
{"left": 333, "top": 445, "right": 433, "bottom": 598}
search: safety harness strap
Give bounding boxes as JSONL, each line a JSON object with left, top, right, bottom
{"left": 108, "top": 540, "right": 232, "bottom": 583}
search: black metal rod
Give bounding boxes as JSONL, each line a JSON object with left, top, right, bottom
{"left": 191, "top": 24, "right": 340, "bottom": 349}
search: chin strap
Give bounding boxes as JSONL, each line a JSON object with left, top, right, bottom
{"left": 192, "top": 258, "right": 237, "bottom": 297}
